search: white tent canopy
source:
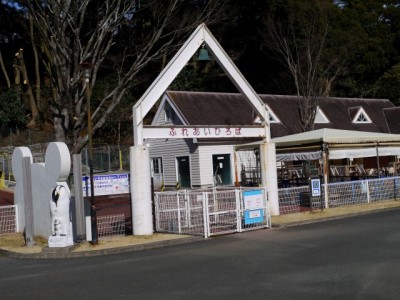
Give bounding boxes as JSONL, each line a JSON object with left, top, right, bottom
{"left": 272, "top": 128, "right": 400, "bottom": 146}
{"left": 271, "top": 128, "right": 400, "bottom": 161}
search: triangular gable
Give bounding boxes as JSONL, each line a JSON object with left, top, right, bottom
{"left": 314, "top": 106, "right": 330, "bottom": 124}
{"left": 132, "top": 23, "right": 269, "bottom": 145}
{"left": 254, "top": 106, "right": 280, "bottom": 124}
{"left": 351, "top": 107, "right": 372, "bottom": 124}
{"left": 151, "top": 94, "right": 188, "bottom": 126}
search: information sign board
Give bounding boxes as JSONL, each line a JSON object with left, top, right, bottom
{"left": 242, "top": 189, "right": 264, "bottom": 225}
{"left": 311, "top": 178, "right": 321, "bottom": 197}
{"left": 82, "top": 173, "right": 130, "bottom": 196}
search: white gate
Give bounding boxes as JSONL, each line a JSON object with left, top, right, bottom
{"left": 154, "top": 188, "right": 270, "bottom": 238}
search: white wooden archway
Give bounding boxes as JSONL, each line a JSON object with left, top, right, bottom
{"left": 130, "top": 24, "right": 279, "bottom": 235}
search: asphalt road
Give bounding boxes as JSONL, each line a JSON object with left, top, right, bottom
{"left": 1, "top": 209, "right": 400, "bottom": 300}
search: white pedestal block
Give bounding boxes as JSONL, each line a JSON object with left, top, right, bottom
{"left": 48, "top": 235, "right": 74, "bottom": 248}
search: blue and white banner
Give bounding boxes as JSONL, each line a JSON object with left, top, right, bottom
{"left": 82, "top": 173, "right": 130, "bottom": 196}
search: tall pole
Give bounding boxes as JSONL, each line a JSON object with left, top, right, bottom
{"left": 81, "top": 63, "right": 98, "bottom": 245}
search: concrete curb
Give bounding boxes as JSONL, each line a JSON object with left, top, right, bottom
{"left": 0, "top": 236, "right": 205, "bottom": 259}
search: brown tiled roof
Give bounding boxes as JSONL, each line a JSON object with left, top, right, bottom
{"left": 165, "top": 91, "right": 396, "bottom": 138}
{"left": 383, "top": 107, "right": 400, "bottom": 134}
{"left": 166, "top": 91, "right": 254, "bottom": 125}
{"left": 347, "top": 107, "right": 360, "bottom": 121}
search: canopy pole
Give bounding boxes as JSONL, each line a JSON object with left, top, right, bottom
{"left": 322, "top": 143, "right": 329, "bottom": 209}
{"left": 376, "top": 142, "right": 380, "bottom": 178}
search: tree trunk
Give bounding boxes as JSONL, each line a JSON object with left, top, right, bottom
{"left": 29, "top": 14, "right": 43, "bottom": 114}
{"left": 15, "top": 49, "right": 39, "bottom": 128}
{"left": 52, "top": 106, "right": 69, "bottom": 143}
{"left": 0, "top": 50, "right": 11, "bottom": 88}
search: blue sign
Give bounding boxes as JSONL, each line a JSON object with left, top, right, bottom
{"left": 243, "top": 189, "right": 265, "bottom": 225}
{"left": 244, "top": 209, "right": 264, "bottom": 225}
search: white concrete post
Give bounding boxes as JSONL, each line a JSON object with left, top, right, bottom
{"left": 260, "top": 142, "right": 280, "bottom": 216}
{"left": 130, "top": 146, "right": 153, "bottom": 235}
{"left": 22, "top": 157, "right": 34, "bottom": 246}
{"left": 11, "top": 147, "right": 32, "bottom": 232}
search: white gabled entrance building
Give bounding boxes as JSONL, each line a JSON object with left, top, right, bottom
{"left": 130, "top": 24, "right": 279, "bottom": 235}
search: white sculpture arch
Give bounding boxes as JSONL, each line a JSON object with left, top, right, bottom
{"left": 12, "top": 142, "right": 73, "bottom": 246}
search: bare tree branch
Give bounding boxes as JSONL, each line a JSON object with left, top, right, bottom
{"left": 261, "top": 2, "right": 342, "bottom": 132}
{"left": 19, "top": 0, "right": 228, "bottom": 153}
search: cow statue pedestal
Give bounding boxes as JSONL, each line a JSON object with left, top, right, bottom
{"left": 48, "top": 184, "right": 73, "bottom": 248}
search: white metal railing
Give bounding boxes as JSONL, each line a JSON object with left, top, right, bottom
{"left": 3, "top": 178, "right": 396, "bottom": 238}
{"left": 0, "top": 205, "right": 18, "bottom": 234}
{"left": 154, "top": 188, "right": 270, "bottom": 238}
{"left": 278, "top": 176, "right": 400, "bottom": 214}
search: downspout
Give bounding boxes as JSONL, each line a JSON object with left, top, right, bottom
{"left": 234, "top": 151, "right": 239, "bottom": 187}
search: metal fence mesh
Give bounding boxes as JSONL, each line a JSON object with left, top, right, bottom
{"left": 368, "top": 178, "right": 399, "bottom": 202}
{"left": 3, "top": 176, "right": 399, "bottom": 238}
{"left": 278, "top": 186, "right": 310, "bottom": 214}
{"left": 0, "top": 205, "right": 17, "bottom": 234}
{"left": 81, "top": 146, "right": 130, "bottom": 175}
{"left": 278, "top": 176, "right": 400, "bottom": 214}
{"left": 155, "top": 188, "right": 270, "bottom": 237}
{"left": 0, "top": 143, "right": 130, "bottom": 183}
{"left": 97, "top": 213, "right": 125, "bottom": 239}
{"left": 328, "top": 181, "right": 368, "bottom": 207}
{"left": 155, "top": 191, "right": 206, "bottom": 236}
{"left": 206, "top": 190, "right": 239, "bottom": 235}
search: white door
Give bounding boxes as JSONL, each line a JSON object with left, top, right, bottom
{"left": 151, "top": 157, "right": 164, "bottom": 189}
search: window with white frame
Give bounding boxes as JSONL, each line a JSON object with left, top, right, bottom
{"left": 352, "top": 108, "right": 372, "bottom": 123}
{"left": 164, "top": 106, "right": 176, "bottom": 124}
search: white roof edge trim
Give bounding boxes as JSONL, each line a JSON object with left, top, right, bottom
{"left": 133, "top": 24, "right": 205, "bottom": 126}
{"left": 150, "top": 94, "right": 168, "bottom": 126}
{"left": 133, "top": 23, "right": 269, "bottom": 145}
